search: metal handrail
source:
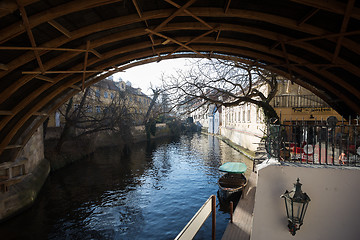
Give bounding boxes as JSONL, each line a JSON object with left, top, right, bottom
{"left": 174, "top": 195, "right": 216, "bottom": 240}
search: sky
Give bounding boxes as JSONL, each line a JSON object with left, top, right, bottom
{"left": 113, "top": 58, "right": 192, "bottom": 95}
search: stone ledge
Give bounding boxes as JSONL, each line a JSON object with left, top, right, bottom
{"left": 0, "top": 158, "right": 50, "bottom": 222}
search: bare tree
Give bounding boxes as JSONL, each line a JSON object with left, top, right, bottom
{"left": 56, "top": 87, "right": 136, "bottom": 152}
{"left": 161, "top": 58, "right": 279, "bottom": 121}
{"left": 143, "top": 88, "right": 161, "bottom": 125}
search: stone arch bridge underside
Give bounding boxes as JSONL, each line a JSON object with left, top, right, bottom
{"left": 0, "top": 0, "right": 359, "bottom": 162}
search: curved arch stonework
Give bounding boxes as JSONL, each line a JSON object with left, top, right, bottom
{"left": 0, "top": 0, "right": 360, "bottom": 161}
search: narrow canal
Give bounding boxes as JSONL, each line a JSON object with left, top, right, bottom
{"left": 0, "top": 133, "right": 252, "bottom": 240}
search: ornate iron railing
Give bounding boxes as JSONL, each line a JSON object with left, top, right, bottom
{"left": 272, "top": 95, "right": 329, "bottom": 108}
{"left": 265, "top": 117, "right": 360, "bottom": 167}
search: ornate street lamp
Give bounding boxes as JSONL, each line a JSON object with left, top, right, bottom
{"left": 281, "top": 178, "right": 311, "bottom": 236}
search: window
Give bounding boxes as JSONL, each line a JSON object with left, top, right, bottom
{"left": 74, "top": 104, "right": 79, "bottom": 110}
{"left": 86, "top": 105, "right": 92, "bottom": 113}
{"left": 104, "top": 91, "right": 108, "bottom": 98}
{"left": 95, "top": 89, "right": 100, "bottom": 98}
{"left": 96, "top": 106, "right": 101, "bottom": 113}
{"left": 243, "top": 110, "right": 246, "bottom": 122}
{"left": 247, "top": 109, "right": 251, "bottom": 122}
{"left": 110, "top": 92, "right": 114, "bottom": 99}
{"left": 256, "top": 107, "right": 261, "bottom": 123}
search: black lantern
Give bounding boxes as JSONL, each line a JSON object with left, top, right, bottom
{"left": 281, "top": 178, "right": 311, "bottom": 236}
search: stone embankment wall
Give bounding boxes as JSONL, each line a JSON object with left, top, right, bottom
{"left": 220, "top": 125, "right": 264, "bottom": 152}
{"left": 0, "top": 126, "right": 50, "bottom": 222}
{"left": 45, "top": 123, "right": 173, "bottom": 171}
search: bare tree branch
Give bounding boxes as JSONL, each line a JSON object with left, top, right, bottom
{"left": 161, "top": 58, "right": 279, "bottom": 120}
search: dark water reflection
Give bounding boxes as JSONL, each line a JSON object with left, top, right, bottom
{"left": 0, "top": 133, "right": 252, "bottom": 240}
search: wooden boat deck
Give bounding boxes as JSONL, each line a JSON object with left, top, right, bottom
{"left": 221, "top": 172, "right": 257, "bottom": 240}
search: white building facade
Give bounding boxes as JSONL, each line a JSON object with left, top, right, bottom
{"left": 221, "top": 103, "right": 265, "bottom": 152}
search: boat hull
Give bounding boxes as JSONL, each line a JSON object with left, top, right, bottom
{"left": 218, "top": 173, "right": 247, "bottom": 201}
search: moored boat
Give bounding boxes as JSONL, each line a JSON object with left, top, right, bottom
{"left": 217, "top": 162, "right": 247, "bottom": 200}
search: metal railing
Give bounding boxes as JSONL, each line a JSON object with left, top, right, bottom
{"left": 265, "top": 117, "right": 360, "bottom": 167}
{"left": 175, "top": 195, "right": 216, "bottom": 240}
{"left": 272, "top": 95, "right": 329, "bottom": 108}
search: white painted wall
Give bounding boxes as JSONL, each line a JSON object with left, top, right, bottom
{"left": 220, "top": 101, "right": 265, "bottom": 151}
{"left": 251, "top": 165, "right": 360, "bottom": 240}
{"left": 190, "top": 107, "right": 208, "bottom": 128}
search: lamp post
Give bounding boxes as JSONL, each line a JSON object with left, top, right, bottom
{"left": 281, "top": 178, "right": 311, "bottom": 236}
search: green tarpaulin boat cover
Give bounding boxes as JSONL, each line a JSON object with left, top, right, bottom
{"left": 219, "top": 162, "right": 247, "bottom": 174}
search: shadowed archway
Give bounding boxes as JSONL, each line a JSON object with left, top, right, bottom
{"left": 0, "top": 0, "right": 359, "bottom": 161}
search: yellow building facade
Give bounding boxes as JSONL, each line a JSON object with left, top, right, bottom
{"left": 273, "top": 79, "right": 342, "bottom": 123}
{"left": 47, "top": 78, "right": 151, "bottom": 128}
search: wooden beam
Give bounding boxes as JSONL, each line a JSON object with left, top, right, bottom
{"left": 297, "top": 8, "right": 319, "bottom": 26}
{"left": 82, "top": 40, "right": 90, "bottom": 90}
{"left": 0, "top": 111, "right": 13, "bottom": 116}
{"left": 8, "top": 30, "right": 360, "bottom": 114}
{"left": 0, "top": 46, "right": 88, "bottom": 52}
{"left": 145, "top": 28, "right": 209, "bottom": 59}
{"left": 215, "top": 30, "right": 221, "bottom": 41}
{"left": 132, "top": 0, "right": 157, "bottom": 56}
{"left": 332, "top": 0, "right": 355, "bottom": 63}
{"left": 153, "top": 0, "right": 197, "bottom": 33}
{"left": 162, "top": 39, "right": 171, "bottom": 45}
{"left": 166, "top": 27, "right": 219, "bottom": 56}
{"left": 32, "top": 112, "right": 48, "bottom": 116}
{"left": 286, "top": 30, "right": 360, "bottom": 43}
{"left": 23, "top": 70, "right": 104, "bottom": 74}
{"left": 0, "top": 0, "right": 39, "bottom": 18}
{"left": 34, "top": 75, "right": 81, "bottom": 90}
{"left": 48, "top": 20, "right": 71, "bottom": 38}
{"left": 3, "top": 7, "right": 359, "bottom": 82}
{"left": 0, "top": 0, "right": 124, "bottom": 44}
{"left": 164, "top": 0, "right": 213, "bottom": 29}
{"left": 279, "top": 40, "right": 294, "bottom": 81}
{"left": 89, "top": 49, "right": 102, "bottom": 58}
{"left": 4, "top": 145, "right": 22, "bottom": 150}
{"left": 270, "top": 41, "right": 280, "bottom": 50}
{"left": 16, "top": 0, "right": 45, "bottom": 73}
{"left": 0, "top": 63, "right": 8, "bottom": 70}
{"left": 90, "top": 49, "right": 102, "bottom": 58}
{"left": 224, "top": 0, "right": 232, "bottom": 14}
{"left": 132, "top": 0, "right": 142, "bottom": 18}
{"left": 290, "top": 0, "right": 360, "bottom": 20}
{"left": 4, "top": 20, "right": 358, "bottom": 107}
{"left": 269, "top": 63, "right": 344, "bottom": 68}
{"left": 34, "top": 75, "right": 54, "bottom": 83}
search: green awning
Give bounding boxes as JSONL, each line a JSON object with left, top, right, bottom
{"left": 219, "top": 162, "right": 247, "bottom": 174}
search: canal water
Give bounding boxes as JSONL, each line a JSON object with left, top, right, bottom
{"left": 0, "top": 133, "right": 252, "bottom": 240}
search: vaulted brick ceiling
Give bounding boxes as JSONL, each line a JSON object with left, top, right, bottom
{"left": 0, "top": 0, "right": 359, "bottom": 161}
